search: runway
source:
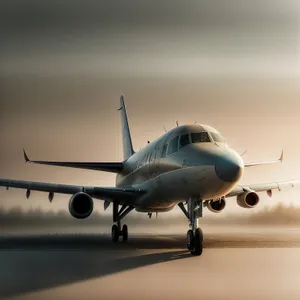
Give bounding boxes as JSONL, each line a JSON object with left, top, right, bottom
{"left": 1, "top": 225, "right": 300, "bottom": 300}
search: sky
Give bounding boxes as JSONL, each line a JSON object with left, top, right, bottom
{"left": 1, "top": 0, "right": 300, "bottom": 214}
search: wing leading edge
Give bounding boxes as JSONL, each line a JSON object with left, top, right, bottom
{"left": 0, "top": 178, "right": 146, "bottom": 205}
{"left": 23, "top": 149, "right": 123, "bottom": 173}
{"left": 226, "top": 179, "right": 300, "bottom": 198}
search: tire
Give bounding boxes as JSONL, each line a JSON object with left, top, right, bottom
{"left": 122, "top": 224, "right": 128, "bottom": 242}
{"left": 191, "top": 228, "right": 203, "bottom": 256}
{"left": 111, "top": 224, "right": 119, "bottom": 243}
{"left": 187, "top": 230, "right": 194, "bottom": 250}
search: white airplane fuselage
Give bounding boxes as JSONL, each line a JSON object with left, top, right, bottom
{"left": 115, "top": 124, "right": 244, "bottom": 212}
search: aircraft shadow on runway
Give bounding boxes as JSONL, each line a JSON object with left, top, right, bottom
{"left": 1, "top": 233, "right": 300, "bottom": 298}
{"left": 1, "top": 232, "right": 299, "bottom": 250}
{"left": 0, "top": 234, "right": 186, "bottom": 250}
{"left": 0, "top": 234, "right": 193, "bottom": 298}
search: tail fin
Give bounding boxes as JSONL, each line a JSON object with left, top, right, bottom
{"left": 118, "top": 95, "right": 134, "bottom": 160}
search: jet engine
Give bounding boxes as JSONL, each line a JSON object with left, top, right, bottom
{"left": 237, "top": 191, "right": 259, "bottom": 208}
{"left": 68, "top": 192, "right": 94, "bottom": 219}
{"left": 207, "top": 199, "right": 226, "bottom": 213}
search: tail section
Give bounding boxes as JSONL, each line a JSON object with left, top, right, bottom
{"left": 118, "top": 95, "right": 134, "bottom": 160}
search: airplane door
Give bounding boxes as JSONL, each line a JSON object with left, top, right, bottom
{"left": 152, "top": 143, "right": 162, "bottom": 179}
{"left": 148, "top": 152, "right": 153, "bottom": 179}
{"left": 148, "top": 143, "right": 163, "bottom": 179}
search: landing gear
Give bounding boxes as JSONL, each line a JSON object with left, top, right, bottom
{"left": 111, "top": 223, "right": 128, "bottom": 242}
{"left": 122, "top": 224, "right": 128, "bottom": 242}
{"left": 178, "top": 197, "right": 204, "bottom": 256}
{"left": 190, "top": 228, "right": 203, "bottom": 256}
{"left": 187, "top": 229, "right": 194, "bottom": 250}
{"left": 111, "top": 224, "right": 119, "bottom": 242}
{"left": 111, "top": 202, "right": 134, "bottom": 243}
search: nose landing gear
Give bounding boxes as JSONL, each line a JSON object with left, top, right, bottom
{"left": 188, "top": 227, "right": 203, "bottom": 256}
{"left": 187, "top": 229, "right": 194, "bottom": 250}
{"left": 179, "top": 197, "right": 203, "bottom": 256}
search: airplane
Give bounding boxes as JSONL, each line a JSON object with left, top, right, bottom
{"left": 1, "top": 95, "right": 299, "bottom": 256}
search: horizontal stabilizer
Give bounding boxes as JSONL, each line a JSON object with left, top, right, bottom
{"left": 23, "top": 148, "right": 30, "bottom": 162}
{"left": 22, "top": 149, "right": 123, "bottom": 173}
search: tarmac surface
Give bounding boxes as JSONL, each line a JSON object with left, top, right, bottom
{"left": 1, "top": 225, "right": 300, "bottom": 300}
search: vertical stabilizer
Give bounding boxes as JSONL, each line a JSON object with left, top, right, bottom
{"left": 119, "top": 95, "right": 134, "bottom": 160}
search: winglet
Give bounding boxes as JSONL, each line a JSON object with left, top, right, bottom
{"left": 279, "top": 149, "right": 284, "bottom": 162}
{"left": 23, "top": 149, "right": 30, "bottom": 163}
{"left": 244, "top": 149, "right": 284, "bottom": 168}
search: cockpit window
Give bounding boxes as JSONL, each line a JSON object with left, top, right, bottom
{"left": 161, "top": 144, "right": 168, "bottom": 158}
{"left": 191, "top": 132, "right": 211, "bottom": 143}
{"left": 168, "top": 136, "right": 179, "bottom": 154}
{"left": 179, "top": 134, "right": 190, "bottom": 149}
{"left": 210, "top": 132, "right": 226, "bottom": 143}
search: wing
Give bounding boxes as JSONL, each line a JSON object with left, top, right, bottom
{"left": 244, "top": 150, "right": 283, "bottom": 167}
{"left": 0, "top": 178, "right": 146, "bottom": 205}
{"left": 22, "top": 149, "right": 123, "bottom": 173}
{"left": 226, "top": 179, "right": 300, "bottom": 198}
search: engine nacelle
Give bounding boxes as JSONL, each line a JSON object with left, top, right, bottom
{"left": 207, "top": 199, "right": 226, "bottom": 213}
{"left": 68, "top": 192, "right": 94, "bottom": 219}
{"left": 237, "top": 191, "right": 259, "bottom": 208}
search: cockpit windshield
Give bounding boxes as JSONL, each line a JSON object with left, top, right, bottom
{"left": 191, "top": 132, "right": 211, "bottom": 143}
{"left": 164, "top": 131, "right": 224, "bottom": 156}
{"left": 210, "top": 132, "right": 226, "bottom": 143}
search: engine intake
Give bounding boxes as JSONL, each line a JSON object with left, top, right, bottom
{"left": 237, "top": 191, "right": 259, "bottom": 208}
{"left": 68, "top": 192, "right": 94, "bottom": 219}
{"left": 207, "top": 199, "right": 226, "bottom": 213}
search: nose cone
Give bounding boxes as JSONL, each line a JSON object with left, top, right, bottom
{"left": 215, "top": 151, "right": 244, "bottom": 183}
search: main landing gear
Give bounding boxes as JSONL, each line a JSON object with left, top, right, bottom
{"left": 178, "top": 197, "right": 203, "bottom": 256}
{"left": 111, "top": 202, "right": 134, "bottom": 243}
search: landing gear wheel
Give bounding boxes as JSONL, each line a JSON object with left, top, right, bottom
{"left": 111, "top": 224, "right": 119, "bottom": 243}
{"left": 122, "top": 224, "right": 128, "bottom": 242}
{"left": 190, "top": 228, "right": 203, "bottom": 256}
{"left": 187, "top": 230, "right": 194, "bottom": 250}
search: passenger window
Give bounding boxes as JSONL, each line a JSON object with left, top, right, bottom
{"left": 168, "top": 136, "right": 179, "bottom": 154}
{"left": 161, "top": 144, "right": 168, "bottom": 158}
{"left": 191, "top": 132, "right": 211, "bottom": 143}
{"left": 179, "top": 134, "right": 190, "bottom": 149}
{"left": 210, "top": 132, "right": 225, "bottom": 143}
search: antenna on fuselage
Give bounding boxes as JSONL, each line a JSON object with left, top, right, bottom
{"left": 240, "top": 150, "right": 248, "bottom": 157}
{"left": 176, "top": 121, "right": 179, "bottom": 127}
{"left": 194, "top": 121, "right": 197, "bottom": 124}
{"left": 164, "top": 126, "right": 167, "bottom": 132}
